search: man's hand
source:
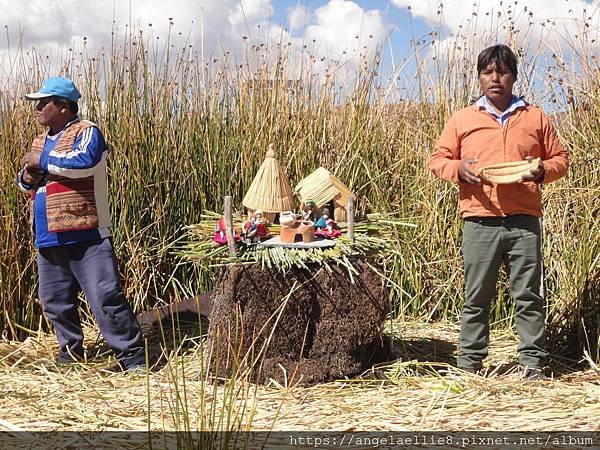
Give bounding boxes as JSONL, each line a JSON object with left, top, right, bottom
{"left": 22, "top": 166, "right": 43, "bottom": 185}
{"left": 20, "top": 150, "right": 42, "bottom": 170}
{"left": 458, "top": 158, "right": 481, "bottom": 185}
{"left": 521, "top": 156, "right": 545, "bottom": 183}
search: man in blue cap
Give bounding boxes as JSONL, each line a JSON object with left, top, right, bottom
{"left": 17, "top": 77, "right": 146, "bottom": 372}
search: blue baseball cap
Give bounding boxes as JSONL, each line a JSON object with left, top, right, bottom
{"left": 25, "top": 77, "right": 81, "bottom": 102}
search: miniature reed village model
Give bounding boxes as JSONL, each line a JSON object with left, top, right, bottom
{"left": 181, "top": 144, "right": 405, "bottom": 385}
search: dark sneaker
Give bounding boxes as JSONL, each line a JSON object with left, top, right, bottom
{"left": 459, "top": 366, "right": 484, "bottom": 375}
{"left": 55, "top": 353, "right": 84, "bottom": 366}
{"left": 523, "top": 367, "right": 547, "bottom": 380}
{"left": 120, "top": 353, "right": 147, "bottom": 373}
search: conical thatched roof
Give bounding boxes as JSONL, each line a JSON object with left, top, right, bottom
{"left": 294, "top": 167, "right": 353, "bottom": 207}
{"left": 242, "top": 144, "right": 295, "bottom": 213}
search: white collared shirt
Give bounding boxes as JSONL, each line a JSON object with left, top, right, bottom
{"left": 476, "top": 95, "right": 526, "bottom": 126}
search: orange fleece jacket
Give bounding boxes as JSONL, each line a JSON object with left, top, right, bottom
{"left": 429, "top": 103, "right": 569, "bottom": 218}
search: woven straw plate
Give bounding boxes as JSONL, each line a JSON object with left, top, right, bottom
{"left": 478, "top": 157, "right": 541, "bottom": 184}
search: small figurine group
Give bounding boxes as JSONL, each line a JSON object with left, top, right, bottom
{"left": 301, "top": 199, "right": 341, "bottom": 239}
{"left": 213, "top": 199, "right": 340, "bottom": 247}
{"left": 213, "top": 209, "right": 270, "bottom": 246}
{"left": 241, "top": 209, "right": 270, "bottom": 243}
{"left": 314, "top": 207, "right": 341, "bottom": 238}
{"left": 302, "top": 199, "right": 317, "bottom": 222}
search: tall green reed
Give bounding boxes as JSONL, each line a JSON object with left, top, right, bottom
{"left": 0, "top": 14, "right": 598, "bottom": 358}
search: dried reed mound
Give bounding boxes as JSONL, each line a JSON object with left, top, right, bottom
{"left": 207, "top": 262, "right": 390, "bottom": 385}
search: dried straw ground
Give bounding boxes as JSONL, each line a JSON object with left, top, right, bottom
{"left": 0, "top": 319, "right": 598, "bottom": 432}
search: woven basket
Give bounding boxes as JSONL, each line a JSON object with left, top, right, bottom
{"left": 478, "top": 158, "right": 541, "bottom": 184}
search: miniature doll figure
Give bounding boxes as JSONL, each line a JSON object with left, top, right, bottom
{"left": 213, "top": 217, "right": 241, "bottom": 246}
{"left": 213, "top": 217, "right": 228, "bottom": 245}
{"left": 314, "top": 208, "right": 330, "bottom": 229}
{"left": 315, "top": 208, "right": 341, "bottom": 239}
{"left": 302, "top": 199, "right": 317, "bottom": 222}
{"left": 243, "top": 209, "right": 270, "bottom": 242}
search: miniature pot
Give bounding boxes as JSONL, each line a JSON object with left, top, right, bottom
{"left": 279, "top": 211, "right": 297, "bottom": 227}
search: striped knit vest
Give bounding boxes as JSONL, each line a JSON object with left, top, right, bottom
{"left": 30, "top": 119, "right": 100, "bottom": 232}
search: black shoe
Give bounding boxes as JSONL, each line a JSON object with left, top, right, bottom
{"left": 55, "top": 354, "right": 84, "bottom": 366}
{"left": 459, "top": 365, "right": 484, "bottom": 375}
{"left": 120, "top": 353, "right": 147, "bottom": 372}
{"left": 523, "top": 367, "right": 547, "bottom": 380}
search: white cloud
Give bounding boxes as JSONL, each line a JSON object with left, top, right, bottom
{"left": 304, "top": 0, "right": 386, "bottom": 60}
{"left": 0, "top": 0, "right": 387, "bottom": 60}
{"left": 0, "top": 0, "right": 274, "bottom": 53}
{"left": 288, "top": 5, "right": 312, "bottom": 31}
{"left": 228, "top": 0, "right": 273, "bottom": 33}
{"left": 0, "top": 0, "right": 389, "bottom": 92}
{"left": 390, "top": 0, "right": 599, "bottom": 52}
{"left": 389, "top": 0, "right": 600, "bottom": 102}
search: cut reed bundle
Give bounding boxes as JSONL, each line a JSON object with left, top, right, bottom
{"left": 180, "top": 212, "right": 414, "bottom": 274}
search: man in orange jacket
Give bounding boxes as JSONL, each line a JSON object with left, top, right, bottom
{"left": 429, "top": 45, "right": 568, "bottom": 378}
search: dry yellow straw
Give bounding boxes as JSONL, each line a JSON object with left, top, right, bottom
{"left": 242, "top": 144, "right": 295, "bottom": 213}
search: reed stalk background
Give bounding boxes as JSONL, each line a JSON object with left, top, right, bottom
{"left": 0, "top": 17, "right": 598, "bottom": 358}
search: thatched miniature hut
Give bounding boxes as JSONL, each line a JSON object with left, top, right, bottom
{"left": 242, "top": 144, "right": 295, "bottom": 223}
{"left": 294, "top": 167, "right": 354, "bottom": 222}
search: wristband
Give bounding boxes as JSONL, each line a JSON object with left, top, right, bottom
{"left": 17, "top": 169, "right": 34, "bottom": 190}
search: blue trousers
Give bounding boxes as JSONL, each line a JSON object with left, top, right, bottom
{"left": 37, "top": 238, "right": 145, "bottom": 369}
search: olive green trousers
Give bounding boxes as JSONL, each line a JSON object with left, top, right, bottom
{"left": 458, "top": 214, "right": 547, "bottom": 370}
